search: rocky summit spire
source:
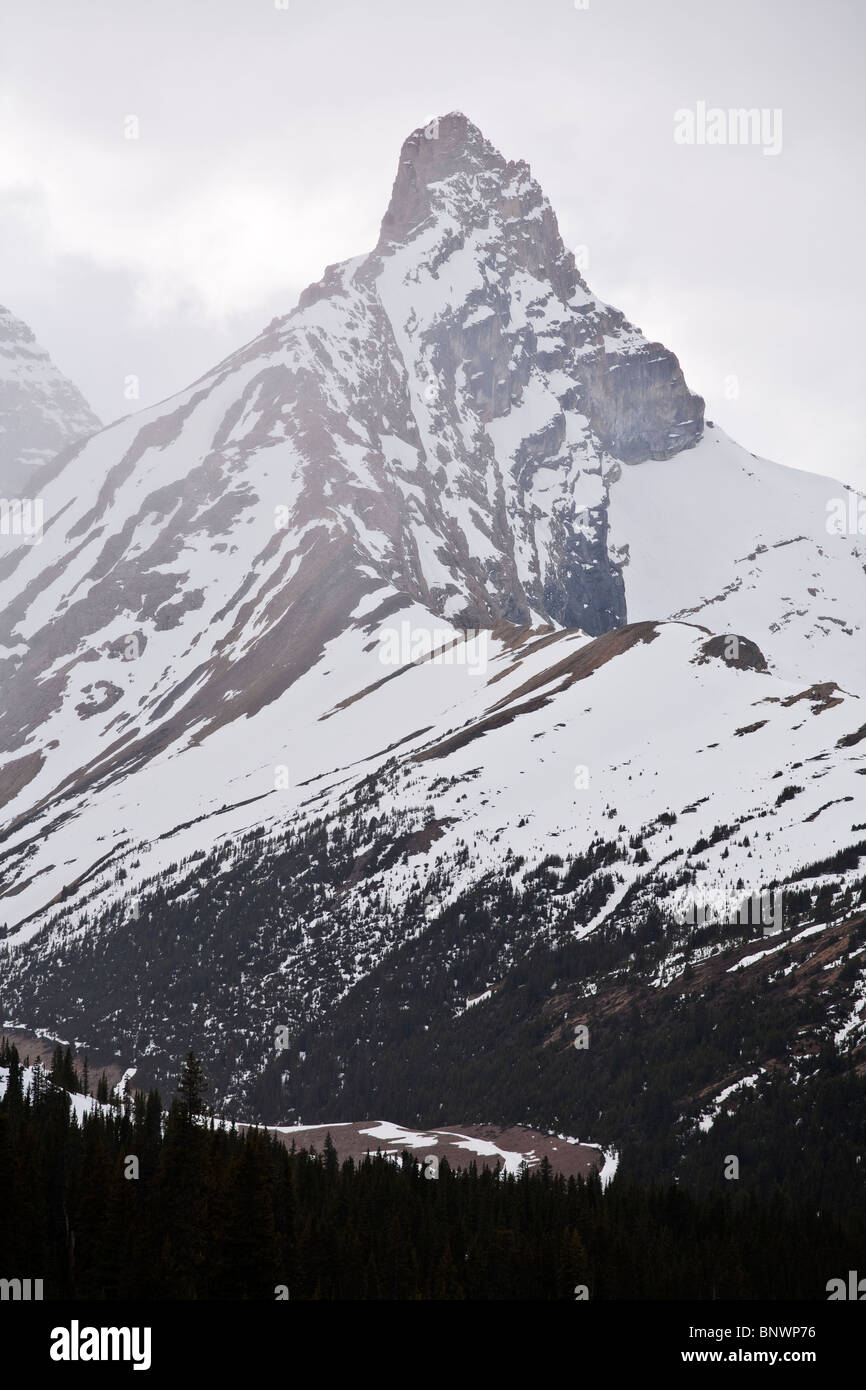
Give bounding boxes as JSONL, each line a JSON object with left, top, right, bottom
{"left": 375, "top": 111, "right": 588, "bottom": 323}
{"left": 371, "top": 112, "right": 704, "bottom": 466}
{"left": 378, "top": 112, "right": 507, "bottom": 244}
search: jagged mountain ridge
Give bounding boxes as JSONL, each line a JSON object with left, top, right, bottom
{"left": 0, "top": 304, "right": 100, "bottom": 497}
{"left": 1, "top": 114, "right": 865, "bottom": 1112}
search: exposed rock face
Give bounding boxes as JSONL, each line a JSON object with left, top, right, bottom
{"left": 377, "top": 112, "right": 703, "bottom": 463}
{"left": 361, "top": 112, "right": 703, "bottom": 628}
{"left": 0, "top": 305, "right": 100, "bottom": 495}
{"left": 376, "top": 114, "right": 701, "bottom": 631}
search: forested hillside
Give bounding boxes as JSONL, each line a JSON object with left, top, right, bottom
{"left": 1, "top": 1042, "right": 862, "bottom": 1300}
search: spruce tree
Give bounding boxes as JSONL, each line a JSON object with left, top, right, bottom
{"left": 177, "top": 1050, "right": 208, "bottom": 1121}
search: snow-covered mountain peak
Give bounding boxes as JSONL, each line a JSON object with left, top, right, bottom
{"left": 0, "top": 303, "right": 100, "bottom": 496}
{"left": 0, "top": 116, "right": 864, "bottom": 1006}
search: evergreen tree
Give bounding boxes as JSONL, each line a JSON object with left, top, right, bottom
{"left": 176, "top": 1050, "right": 208, "bottom": 1122}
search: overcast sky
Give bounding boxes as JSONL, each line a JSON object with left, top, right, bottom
{"left": 1, "top": 0, "right": 863, "bottom": 487}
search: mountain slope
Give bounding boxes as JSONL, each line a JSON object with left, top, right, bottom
{"left": 2, "top": 615, "right": 865, "bottom": 1107}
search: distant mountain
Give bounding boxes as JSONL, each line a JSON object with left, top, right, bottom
{"left": 0, "top": 303, "right": 99, "bottom": 496}
{"left": 1, "top": 114, "right": 864, "bottom": 1142}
